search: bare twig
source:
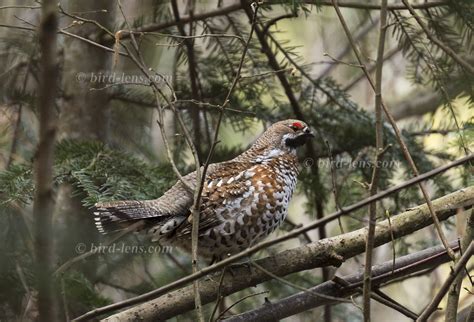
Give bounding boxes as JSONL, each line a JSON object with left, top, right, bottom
{"left": 60, "top": 29, "right": 129, "bottom": 56}
{"left": 251, "top": 261, "right": 352, "bottom": 303}
{"left": 209, "top": 267, "right": 228, "bottom": 322}
{"left": 318, "top": 17, "right": 379, "bottom": 79}
{"left": 262, "top": 12, "right": 297, "bottom": 35}
{"left": 170, "top": 1, "right": 205, "bottom": 319}
{"left": 216, "top": 291, "right": 269, "bottom": 320}
{"left": 73, "top": 157, "right": 473, "bottom": 321}
{"left": 445, "top": 209, "right": 473, "bottom": 322}
{"left": 334, "top": 277, "right": 418, "bottom": 320}
{"left": 343, "top": 47, "right": 399, "bottom": 92}
{"left": 417, "top": 241, "right": 474, "bottom": 321}
{"left": 171, "top": 0, "right": 203, "bottom": 162}
{"left": 363, "top": 1, "right": 388, "bottom": 320}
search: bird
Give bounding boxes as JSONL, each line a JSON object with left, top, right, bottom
{"left": 94, "top": 119, "right": 314, "bottom": 261}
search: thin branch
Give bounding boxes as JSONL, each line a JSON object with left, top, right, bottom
{"left": 317, "top": 17, "right": 380, "bottom": 79}
{"left": 171, "top": 0, "right": 203, "bottom": 161}
{"left": 262, "top": 12, "right": 297, "bottom": 35}
{"left": 417, "top": 241, "right": 474, "bottom": 321}
{"left": 170, "top": 0, "right": 204, "bottom": 319}
{"left": 0, "top": 5, "right": 41, "bottom": 10}
{"left": 384, "top": 210, "right": 397, "bottom": 274}
{"left": 114, "top": 0, "right": 200, "bottom": 194}
{"left": 54, "top": 220, "right": 144, "bottom": 276}
{"left": 60, "top": 29, "right": 129, "bottom": 56}
{"left": 193, "top": 0, "right": 259, "bottom": 241}
{"left": 330, "top": 0, "right": 456, "bottom": 260}
{"left": 209, "top": 267, "right": 228, "bottom": 322}
{"left": 305, "top": 0, "right": 450, "bottom": 10}
{"left": 73, "top": 162, "right": 474, "bottom": 321}
{"left": 445, "top": 209, "right": 474, "bottom": 322}
{"left": 343, "top": 47, "right": 399, "bottom": 92}
{"left": 216, "top": 291, "right": 269, "bottom": 320}
{"left": 334, "top": 277, "right": 418, "bottom": 320}
{"left": 251, "top": 261, "right": 352, "bottom": 303}
{"left": 363, "top": 1, "right": 388, "bottom": 320}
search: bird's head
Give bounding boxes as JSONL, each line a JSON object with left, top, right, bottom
{"left": 254, "top": 119, "right": 314, "bottom": 153}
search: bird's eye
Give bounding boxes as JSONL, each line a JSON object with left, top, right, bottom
{"left": 289, "top": 125, "right": 298, "bottom": 131}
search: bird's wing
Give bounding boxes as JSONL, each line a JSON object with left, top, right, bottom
{"left": 94, "top": 161, "right": 256, "bottom": 235}
{"left": 174, "top": 160, "right": 258, "bottom": 237}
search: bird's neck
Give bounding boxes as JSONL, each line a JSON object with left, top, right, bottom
{"left": 234, "top": 145, "right": 296, "bottom": 164}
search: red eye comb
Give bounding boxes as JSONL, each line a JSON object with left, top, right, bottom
{"left": 292, "top": 122, "right": 303, "bottom": 129}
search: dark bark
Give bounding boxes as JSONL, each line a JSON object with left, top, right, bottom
{"left": 33, "top": 0, "right": 59, "bottom": 320}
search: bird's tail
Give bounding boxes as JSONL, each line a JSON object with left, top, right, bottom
{"left": 94, "top": 200, "right": 163, "bottom": 234}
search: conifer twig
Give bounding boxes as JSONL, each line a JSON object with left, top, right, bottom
{"left": 400, "top": 0, "right": 474, "bottom": 75}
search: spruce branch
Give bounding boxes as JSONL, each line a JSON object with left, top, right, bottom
{"left": 401, "top": 0, "right": 474, "bottom": 75}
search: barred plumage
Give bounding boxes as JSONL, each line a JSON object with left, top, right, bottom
{"left": 94, "top": 119, "right": 313, "bottom": 260}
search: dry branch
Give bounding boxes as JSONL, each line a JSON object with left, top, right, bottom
{"left": 224, "top": 241, "right": 460, "bottom": 322}
{"left": 102, "top": 186, "right": 474, "bottom": 321}
{"left": 417, "top": 241, "right": 474, "bottom": 321}
{"left": 445, "top": 209, "right": 474, "bottom": 322}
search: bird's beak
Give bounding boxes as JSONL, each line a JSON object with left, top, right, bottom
{"left": 302, "top": 127, "right": 314, "bottom": 138}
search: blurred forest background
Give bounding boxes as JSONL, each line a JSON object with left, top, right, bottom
{"left": 0, "top": 0, "right": 472, "bottom": 321}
